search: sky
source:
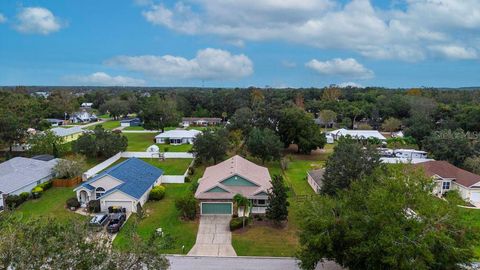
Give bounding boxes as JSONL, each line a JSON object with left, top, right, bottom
{"left": 0, "top": 0, "right": 479, "bottom": 88}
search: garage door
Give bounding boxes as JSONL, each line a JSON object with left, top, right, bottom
{"left": 471, "top": 192, "right": 480, "bottom": 203}
{"left": 103, "top": 201, "right": 133, "bottom": 213}
{"left": 201, "top": 202, "right": 232, "bottom": 215}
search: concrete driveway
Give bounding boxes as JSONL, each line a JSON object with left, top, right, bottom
{"left": 188, "top": 215, "right": 237, "bottom": 256}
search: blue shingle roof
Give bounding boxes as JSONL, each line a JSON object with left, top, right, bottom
{"left": 78, "top": 158, "right": 163, "bottom": 199}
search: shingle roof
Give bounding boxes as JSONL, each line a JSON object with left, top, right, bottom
{"left": 195, "top": 155, "right": 272, "bottom": 199}
{"left": 0, "top": 157, "right": 58, "bottom": 194}
{"left": 308, "top": 169, "right": 325, "bottom": 186}
{"left": 77, "top": 158, "right": 163, "bottom": 199}
{"left": 415, "top": 160, "right": 480, "bottom": 188}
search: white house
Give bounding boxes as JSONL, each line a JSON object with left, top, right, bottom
{"left": 0, "top": 157, "right": 58, "bottom": 209}
{"left": 74, "top": 158, "right": 164, "bottom": 213}
{"left": 394, "top": 149, "right": 428, "bottom": 159}
{"left": 415, "top": 160, "right": 480, "bottom": 205}
{"left": 81, "top": 102, "right": 93, "bottom": 108}
{"left": 325, "top": 133, "right": 334, "bottom": 144}
{"left": 328, "top": 128, "right": 386, "bottom": 141}
{"left": 155, "top": 129, "right": 202, "bottom": 145}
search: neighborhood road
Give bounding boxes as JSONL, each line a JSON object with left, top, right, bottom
{"left": 187, "top": 215, "right": 237, "bottom": 256}
{"left": 167, "top": 256, "right": 343, "bottom": 270}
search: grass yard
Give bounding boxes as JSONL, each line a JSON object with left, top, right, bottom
{"left": 232, "top": 155, "right": 320, "bottom": 257}
{"left": 113, "top": 183, "right": 198, "bottom": 254}
{"left": 459, "top": 208, "right": 480, "bottom": 258}
{"left": 14, "top": 188, "right": 81, "bottom": 222}
{"left": 123, "top": 132, "right": 193, "bottom": 152}
{"left": 110, "top": 158, "right": 192, "bottom": 175}
{"left": 124, "top": 126, "right": 145, "bottom": 131}
{"left": 87, "top": 120, "right": 120, "bottom": 130}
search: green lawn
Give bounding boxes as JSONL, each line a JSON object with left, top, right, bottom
{"left": 113, "top": 183, "right": 198, "bottom": 254}
{"left": 87, "top": 120, "right": 120, "bottom": 130}
{"left": 123, "top": 133, "right": 193, "bottom": 152}
{"left": 13, "top": 188, "right": 81, "bottom": 222}
{"left": 232, "top": 155, "right": 320, "bottom": 257}
{"left": 459, "top": 208, "right": 480, "bottom": 258}
{"left": 110, "top": 158, "right": 192, "bottom": 175}
{"left": 124, "top": 126, "right": 145, "bottom": 131}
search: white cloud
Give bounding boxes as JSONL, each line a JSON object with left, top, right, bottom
{"left": 337, "top": 82, "right": 363, "bottom": 88}
{"left": 0, "top": 13, "right": 6, "bottom": 23}
{"left": 306, "top": 58, "right": 374, "bottom": 79}
{"left": 15, "top": 7, "right": 63, "bottom": 35}
{"left": 141, "top": 0, "right": 480, "bottom": 61}
{"left": 106, "top": 48, "right": 253, "bottom": 81}
{"left": 67, "top": 72, "right": 146, "bottom": 86}
{"left": 429, "top": 45, "right": 478, "bottom": 60}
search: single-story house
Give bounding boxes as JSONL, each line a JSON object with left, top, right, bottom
{"left": 45, "top": 118, "right": 65, "bottom": 127}
{"left": 51, "top": 126, "right": 84, "bottom": 142}
{"left": 81, "top": 102, "right": 93, "bottom": 108}
{"left": 155, "top": 129, "right": 202, "bottom": 145}
{"left": 328, "top": 128, "right": 386, "bottom": 141}
{"left": 120, "top": 118, "right": 141, "bottom": 127}
{"left": 415, "top": 160, "right": 480, "bottom": 204}
{"left": 307, "top": 169, "right": 325, "bottom": 194}
{"left": 0, "top": 157, "right": 58, "bottom": 209}
{"left": 181, "top": 117, "right": 222, "bottom": 127}
{"left": 394, "top": 149, "right": 428, "bottom": 159}
{"left": 195, "top": 155, "right": 272, "bottom": 215}
{"left": 74, "top": 158, "right": 163, "bottom": 213}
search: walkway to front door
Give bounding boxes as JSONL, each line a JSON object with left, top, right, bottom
{"left": 188, "top": 215, "right": 237, "bottom": 256}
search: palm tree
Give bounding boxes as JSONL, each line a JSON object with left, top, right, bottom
{"left": 233, "top": 194, "right": 251, "bottom": 228}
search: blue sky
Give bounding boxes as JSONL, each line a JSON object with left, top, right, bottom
{"left": 0, "top": 0, "right": 479, "bottom": 88}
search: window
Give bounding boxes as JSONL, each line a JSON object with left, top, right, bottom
{"left": 442, "top": 182, "right": 450, "bottom": 190}
{"left": 257, "top": 199, "right": 266, "bottom": 205}
{"left": 95, "top": 187, "right": 106, "bottom": 199}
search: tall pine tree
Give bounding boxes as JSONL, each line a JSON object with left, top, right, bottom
{"left": 266, "top": 175, "right": 289, "bottom": 225}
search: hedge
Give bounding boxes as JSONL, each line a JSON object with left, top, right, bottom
{"left": 149, "top": 185, "right": 166, "bottom": 201}
{"left": 66, "top": 197, "right": 80, "bottom": 209}
{"left": 230, "top": 217, "right": 250, "bottom": 231}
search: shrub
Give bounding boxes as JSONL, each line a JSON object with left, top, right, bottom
{"left": 19, "top": 192, "right": 30, "bottom": 202}
{"left": 230, "top": 217, "right": 249, "bottom": 231}
{"left": 31, "top": 187, "right": 44, "bottom": 198}
{"left": 87, "top": 200, "right": 101, "bottom": 213}
{"left": 66, "top": 197, "right": 80, "bottom": 209}
{"left": 184, "top": 176, "right": 191, "bottom": 183}
{"left": 189, "top": 181, "right": 199, "bottom": 193}
{"left": 37, "top": 181, "right": 52, "bottom": 191}
{"left": 149, "top": 186, "right": 166, "bottom": 201}
{"left": 188, "top": 167, "right": 195, "bottom": 175}
{"left": 164, "top": 147, "right": 169, "bottom": 152}
{"left": 175, "top": 193, "right": 196, "bottom": 220}
{"left": 5, "top": 195, "right": 25, "bottom": 209}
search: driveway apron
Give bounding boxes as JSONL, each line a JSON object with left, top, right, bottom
{"left": 188, "top": 215, "right": 237, "bottom": 256}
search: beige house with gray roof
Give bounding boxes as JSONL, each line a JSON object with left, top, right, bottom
{"left": 195, "top": 155, "right": 272, "bottom": 215}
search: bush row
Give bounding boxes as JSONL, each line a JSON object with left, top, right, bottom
{"left": 230, "top": 217, "right": 250, "bottom": 231}
{"left": 4, "top": 181, "right": 53, "bottom": 209}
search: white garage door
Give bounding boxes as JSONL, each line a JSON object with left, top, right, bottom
{"left": 103, "top": 201, "right": 133, "bottom": 213}
{"left": 471, "top": 192, "right": 480, "bottom": 203}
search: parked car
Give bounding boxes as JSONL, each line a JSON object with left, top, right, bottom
{"left": 107, "top": 213, "right": 126, "bottom": 233}
{"left": 89, "top": 214, "right": 109, "bottom": 227}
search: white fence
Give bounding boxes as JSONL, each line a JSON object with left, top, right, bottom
{"left": 82, "top": 151, "right": 193, "bottom": 181}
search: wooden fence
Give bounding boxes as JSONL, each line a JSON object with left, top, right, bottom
{"left": 52, "top": 176, "right": 82, "bottom": 187}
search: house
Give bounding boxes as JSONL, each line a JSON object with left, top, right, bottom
{"left": 155, "top": 129, "right": 202, "bottom": 145}
{"left": 74, "top": 158, "right": 163, "bottom": 213}
{"left": 45, "top": 118, "right": 65, "bottom": 127}
{"left": 120, "top": 118, "right": 141, "bottom": 127}
{"left": 31, "top": 91, "right": 49, "bottom": 98}
{"left": 0, "top": 157, "right": 58, "bottom": 209}
{"left": 181, "top": 117, "right": 222, "bottom": 127}
{"left": 328, "top": 128, "right": 386, "bottom": 141}
{"left": 325, "top": 133, "right": 334, "bottom": 144}
{"left": 195, "top": 155, "right": 272, "bottom": 215}
{"left": 70, "top": 110, "right": 97, "bottom": 123}
{"left": 51, "top": 126, "right": 84, "bottom": 142}
{"left": 307, "top": 169, "right": 325, "bottom": 194}
{"left": 394, "top": 149, "right": 428, "bottom": 159}
{"left": 415, "top": 161, "right": 480, "bottom": 205}
{"left": 81, "top": 102, "right": 93, "bottom": 108}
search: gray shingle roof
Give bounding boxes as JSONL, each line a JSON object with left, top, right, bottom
{"left": 50, "top": 126, "right": 83, "bottom": 137}
{"left": 308, "top": 169, "right": 325, "bottom": 186}
{"left": 0, "top": 157, "right": 58, "bottom": 194}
